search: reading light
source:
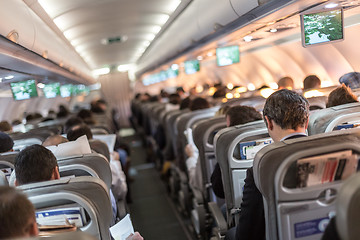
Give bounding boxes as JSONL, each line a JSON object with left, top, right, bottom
{"left": 222, "top": 98, "right": 228, "bottom": 103}
{"left": 37, "top": 83, "right": 45, "bottom": 89}
{"left": 325, "top": 3, "right": 339, "bottom": 9}
{"left": 243, "top": 35, "right": 253, "bottom": 42}
{"left": 270, "top": 28, "right": 278, "bottom": 33}
{"left": 171, "top": 64, "right": 179, "bottom": 70}
{"left": 4, "top": 75, "right": 14, "bottom": 80}
{"left": 234, "top": 93, "right": 241, "bottom": 98}
{"left": 197, "top": 56, "right": 203, "bottom": 61}
{"left": 207, "top": 52, "right": 213, "bottom": 57}
{"left": 208, "top": 87, "right": 217, "bottom": 96}
{"left": 236, "top": 87, "right": 247, "bottom": 93}
{"left": 226, "top": 93, "right": 234, "bottom": 99}
{"left": 92, "top": 67, "right": 110, "bottom": 76}
{"left": 247, "top": 83, "right": 256, "bottom": 91}
{"left": 196, "top": 85, "right": 204, "bottom": 93}
{"left": 321, "top": 81, "right": 333, "bottom": 88}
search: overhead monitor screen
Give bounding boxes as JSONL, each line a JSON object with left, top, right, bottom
{"left": 43, "top": 83, "right": 60, "bottom": 98}
{"left": 301, "top": 8, "right": 343, "bottom": 47}
{"left": 60, "top": 84, "right": 73, "bottom": 98}
{"left": 10, "top": 79, "right": 38, "bottom": 101}
{"left": 73, "top": 84, "right": 89, "bottom": 96}
{"left": 216, "top": 45, "right": 240, "bottom": 66}
{"left": 184, "top": 60, "right": 200, "bottom": 75}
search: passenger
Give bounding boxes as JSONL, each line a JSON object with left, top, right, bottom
{"left": 0, "top": 132, "right": 14, "bottom": 153}
{"left": 211, "top": 106, "right": 263, "bottom": 199}
{"left": 57, "top": 105, "right": 69, "bottom": 118}
{"left": 165, "top": 93, "right": 181, "bottom": 111}
{"left": 189, "top": 97, "right": 210, "bottom": 111}
{"left": 215, "top": 105, "right": 230, "bottom": 116}
{"left": 303, "top": 75, "right": 321, "bottom": 91}
{"left": 0, "top": 186, "right": 39, "bottom": 239}
{"left": 326, "top": 84, "right": 358, "bottom": 108}
{"left": 180, "top": 97, "right": 191, "bottom": 110}
{"left": 0, "top": 120, "right": 12, "bottom": 132}
{"left": 339, "top": 71, "right": 360, "bottom": 89}
{"left": 14, "top": 145, "right": 60, "bottom": 186}
{"left": 42, "top": 135, "right": 69, "bottom": 147}
{"left": 176, "top": 86, "right": 186, "bottom": 99}
{"left": 77, "top": 109, "right": 96, "bottom": 125}
{"left": 231, "top": 89, "right": 309, "bottom": 240}
{"left": 277, "top": 76, "right": 294, "bottom": 90}
{"left": 63, "top": 116, "right": 84, "bottom": 134}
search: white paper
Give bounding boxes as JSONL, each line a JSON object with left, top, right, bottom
{"left": 46, "top": 135, "right": 92, "bottom": 158}
{"left": 93, "top": 134, "right": 116, "bottom": 153}
{"left": 110, "top": 214, "right": 134, "bottom": 240}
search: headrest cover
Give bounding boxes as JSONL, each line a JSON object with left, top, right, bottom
{"left": 0, "top": 132, "right": 14, "bottom": 153}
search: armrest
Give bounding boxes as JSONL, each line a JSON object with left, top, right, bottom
{"left": 208, "top": 202, "right": 227, "bottom": 235}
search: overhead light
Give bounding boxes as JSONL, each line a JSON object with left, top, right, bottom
{"left": 70, "top": 39, "right": 81, "bottom": 47}
{"left": 207, "top": 52, "right": 213, "bottom": 57}
{"left": 236, "top": 87, "right": 247, "bottom": 93}
{"left": 270, "top": 28, "right": 277, "bottom": 33}
{"left": 143, "top": 41, "right": 151, "bottom": 47}
{"left": 270, "top": 82, "right": 279, "bottom": 89}
{"left": 171, "top": 64, "right": 179, "bottom": 70}
{"left": 0, "top": 78, "right": 2, "bottom": 82}
{"left": 92, "top": 67, "right": 110, "bottom": 76}
{"left": 158, "top": 14, "right": 170, "bottom": 25}
{"left": 243, "top": 35, "right": 253, "bottom": 42}
{"left": 227, "top": 83, "right": 234, "bottom": 90}
{"left": 321, "top": 81, "right": 333, "bottom": 88}
{"left": 325, "top": 3, "right": 339, "bottom": 9}
{"left": 197, "top": 56, "right": 203, "bottom": 61}
{"left": 117, "top": 64, "right": 133, "bottom": 72}
{"left": 225, "top": 93, "right": 234, "bottom": 99}
{"left": 53, "top": 16, "right": 67, "bottom": 31}
{"left": 247, "top": 83, "right": 256, "bottom": 91}
{"left": 37, "top": 83, "right": 45, "bottom": 89}
{"left": 145, "top": 34, "right": 156, "bottom": 41}
{"left": 4, "top": 75, "right": 14, "bottom": 80}
{"left": 168, "top": 0, "right": 181, "bottom": 12}
{"left": 304, "top": 90, "right": 324, "bottom": 98}
{"left": 63, "top": 30, "right": 74, "bottom": 40}
{"left": 151, "top": 26, "right": 162, "bottom": 34}
{"left": 260, "top": 88, "right": 275, "bottom": 98}
{"left": 196, "top": 85, "right": 203, "bottom": 93}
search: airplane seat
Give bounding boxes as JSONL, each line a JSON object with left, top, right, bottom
{"left": 0, "top": 170, "right": 8, "bottom": 186}
{"left": 190, "top": 116, "right": 227, "bottom": 238}
{"left": 336, "top": 172, "right": 360, "bottom": 240}
{"left": 27, "top": 231, "right": 98, "bottom": 240}
{"left": 90, "top": 127, "right": 110, "bottom": 135}
{"left": 89, "top": 139, "right": 111, "bottom": 161}
{"left": 308, "top": 102, "right": 360, "bottom": 135}
{"left": 13, "top": 138, "right": 43, "bottom": 151}
{"left": 307, "top": 96, "right": 327, "bottom": 110}
{"left": 0, "top": 152, "right": 18, "bottom": 169}
{"left": 18, "top": 176, "right": 112, "bottom": 240}
{"left": 253, "top": 128, "right": 360, "bottom": 240}
{"left": 212, "top": 121, "right": 268, "bottom": 238}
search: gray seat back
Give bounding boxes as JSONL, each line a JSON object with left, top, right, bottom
{"left": 13, "top": 138, "right": 43, "bottom": 151}
{"left": 28, "top": 231, "right": 97, "bottom": 240}
{"left": 193, "top": 116, "right": 226, "bottom": 199}
{"left": 308, "top": 102, "right": 360, "bottom": 135}
{"left": 0, "top": 170, "right": 8, "bottom": 186}
{"left": 0, "top": 152, "right": 17, "bottom": 169}
{"left": 336, "top": 172, "right": 360, "bottom": 240}
{"left": 175, "top": 107, "right": 219, "bottom": 171}
{"left": 253, "top": 128, "right": 360, "bottom": 240}
{"left": 57, "top": 153, "right": 112, "bottom": 190}
{"left": 19, "top": 176, "right": 112, "bottom": 240}
{"left": 214, "top": 120, "right": 268, "bottom": 226}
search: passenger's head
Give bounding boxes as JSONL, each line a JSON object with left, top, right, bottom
{"left": 67, "top": 124, "right": 93, "bottom": 141}
{"left": 42, "top": 135, "right": 69, "bottom": 147}
{"left": 303, "top": 75, "right": 321, "bottom": 91}
{"left": 57, "top": 105, "right": 69, "bottom": 118}
{"left": 339, "top": 72, "right": 360, "bottom": 89}
{"left": 215, "top": 105, "right": 230, "bottom": 117}
{"left": 277, "top": 77, "right": 294, "bottom": 90}
{"left": 15, "top": 145, "right": 59, "bottom": 186}
{"left": 189, "top": 97, "right": 210, "bottom": 111}
{"left": 77, "top": 109, "right": 95, "bottom": 125}
{"left": 263, "top": 89, "right": 309, "bottom": 141}
{"left": 0, "top": 132, "right": 14, "bottom": 153}
{"left": 226, "top": 106, "right": 262, "bottom": 127}
{"left": 64, "top": 117, "right": 84, "bottom": 133}
{"left": 0, "top": 121, "right": 12, "bottom": 132}
{"left": 0, "top": 186, "right": 38, "bottom": 239}
{"left": 180, "top": 97, "right": 191, "bottom": 110}
{"left": 168, "top": 93, "right": 181, "bottom": 105}
{"left": 326, "top": 84, "right": 358, "bottom": 108}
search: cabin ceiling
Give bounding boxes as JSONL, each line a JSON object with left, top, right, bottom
{"left": 31, "top": 0, "right": 185, "bottom": 71}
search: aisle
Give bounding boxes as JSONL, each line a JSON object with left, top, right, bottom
{"left": 124, "top": 133, "right": 194, "bottom": 240}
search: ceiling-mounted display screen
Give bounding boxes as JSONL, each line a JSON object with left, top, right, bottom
{"left": 184, "top": 60, "right": 200, "bottom": 75}
{"left": 301, "top": 8, "right": 344, "bottom": 47}
{"left": 60, "top": 84, "right": 73, "bottom": 97}
{"left": 73, "top": 84, "right": 90, "bottom": 96}
{"left": 43, "top": 83, "right": 61, "bottom": 98}
{"left": 216, "top": 45, "right": 240, "bottom": 66}
{"left": 10, "top": 80, "right": 38, "bottom": 101}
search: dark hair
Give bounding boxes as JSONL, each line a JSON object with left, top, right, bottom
{"left": 0, "top": 121, "right": 12, "bottom": 132}
{"left": 180, "top": 97, "right": 191, "bottom": 110}
{"left": 189, "top": 97, "right": 210, "bottom": 111}
{"left": 0, "top": 132, "right": 14, "bottom": 153}
{"left": 326, "top": 84, "right": 358, "bottom": 108}
{"left": 57, "top": 105, "right": 69, "bottom": 118}
{"left": 303, "top": 75, "right": 321, "bottom": 91}
{"left": 263, "top": 89, "right": 309, "bottom": 130}
{"left": 64, "top": 117, "right": 84, "bottom": 134}
{"left": 226, "top": 106, "right": 262, "bottom": 127}
{"left": 277, "top": 77, "right": 294, "bottom": 90}
{"left": 15, "top": 145, "right": 58, "bottom": 185}
{"left": 67, "top": 124, "right": 93, "bottom": 141}
{"left": 169, "top": 93, "right": 181, "bottom": 105}
{"left": 77, "top": 109, "right": 92, "bottom": 120}
{"left": 0, "top": 186, "right": 35, "bottom": 238}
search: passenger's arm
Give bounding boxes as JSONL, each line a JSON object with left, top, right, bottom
{"left": 210, "top": 163, "right": 225, "bottom": 199}
{"left": 126, "top": 232, "right": 144, "bottom": 240}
